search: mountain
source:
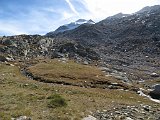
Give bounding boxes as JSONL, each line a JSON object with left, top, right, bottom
{"left": 51, "top": 5, "right": 160, "bottom": 54}
{"left": 46, "top": 19, "right": 95, "bottom": 35}
{"left": 106, "top": 12, "right": 130, "bottom": 20}
{"left": 45, "top": 5, "right": 160, "bottom": 82}
{"left": 136, "top": 5, "right": 160, "bottom": 14}
{"left": 0, "top": 5, "right": 160, "bottom": 84}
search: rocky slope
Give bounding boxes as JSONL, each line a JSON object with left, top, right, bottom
{"left": 0, "top": 35, "right": 99, "bottom": 62}
{"left": 45, "top": 5, "right": 160, "bottom": 82}
{"left": 49, "top": 5, "right": 160, "bottom": 54}
{"left": 90, "top": 104, "right": 160, "bottom": 120}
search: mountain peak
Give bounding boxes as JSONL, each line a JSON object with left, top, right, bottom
{"left": 106, "top": 12, "right": 130, "bottom": 20}
{"left": 136, "top": 5, "right": 160, "bottom": 14}
{"left": 76, "top": 19, "right": 87, "bottom": 23}
{"left": 75, "top": 19, "right": 95, "bottom": 24}
{"left": 46, "top": 19, "right": 95, "bottom": 36}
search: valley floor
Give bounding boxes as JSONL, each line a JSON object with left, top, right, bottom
{"left": 0, "top": 59, "right": 159, "bottom": 120}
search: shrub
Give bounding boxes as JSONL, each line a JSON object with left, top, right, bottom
{"left": 47, "top": 94, "right": 67, "bottom": 108}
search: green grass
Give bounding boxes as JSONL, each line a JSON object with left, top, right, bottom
{"left": 47, "top": 94, "right": 67, "bottom": 108}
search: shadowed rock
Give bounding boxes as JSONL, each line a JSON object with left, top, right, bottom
{"left": 149, "top": 84, "right": 160, "bottom": 99}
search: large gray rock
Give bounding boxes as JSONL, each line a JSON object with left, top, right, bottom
{"left": 149, "top": 84, "right": 160, "bottom": 99}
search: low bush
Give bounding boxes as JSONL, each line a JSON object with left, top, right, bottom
{"left": 47, "top": 94, "right": 67, "bottom": 108}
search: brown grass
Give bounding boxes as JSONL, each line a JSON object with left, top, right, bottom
{"left": 0, "top": 62, "right": 159, "bottom": 120}
{"left": 27, "top": 59, "right": 128, "bottom": 89}
{"left": 27, "top": 60, "right": 105, "bottom": 80}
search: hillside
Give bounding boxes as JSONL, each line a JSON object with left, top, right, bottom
{"left": 0, "top": 5, "right": 160, "bottom": 120}
{"left": 45, "top": 5, "right": 160, "bottom": 81}
{"left": 49, "top": 5, "right": 160, "bottom": 55}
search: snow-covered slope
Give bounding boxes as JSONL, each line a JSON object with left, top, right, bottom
{"left": 46, "top": 19, "right": 95, "bottom": 35}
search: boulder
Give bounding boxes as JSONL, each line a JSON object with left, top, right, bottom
{"left": 0, "top": 55, "right": 8, "bottom": 62}
{"left": 149, "top": 84, "right": 160, "bottom": 99}
{"left": 150, "top": 73, "right": 159, "bottom": 77}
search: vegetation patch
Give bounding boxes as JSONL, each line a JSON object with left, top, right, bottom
{"left": 27, "top": 59, "right": 105, "bottom": 81}
{"left": 47, "top": 94, "right": 67, "bottom": 108}
{"left": 26, "top": 59, "right": 127, "bottom": 89}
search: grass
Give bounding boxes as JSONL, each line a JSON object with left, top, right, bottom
{"left": 47, "top": 94, "right": 67, "bottom": 108}
{"left": 27, "top": 59, "right": 106, "bottom": 81}
{"left": 0, "top": 61, "right": 159, "bottom": 120}
{"left": 26, "top": 59, "right": 129, "bottom": 89}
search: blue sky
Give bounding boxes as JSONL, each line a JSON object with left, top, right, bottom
{"left": 0, "top": 0, "right": 159, "bottom": 36}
